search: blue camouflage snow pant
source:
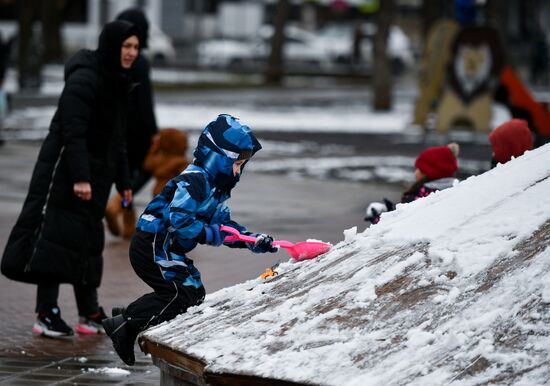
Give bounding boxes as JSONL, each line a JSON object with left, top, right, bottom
{"left": 123, "top": 230, "right": 206, "bottom": 333}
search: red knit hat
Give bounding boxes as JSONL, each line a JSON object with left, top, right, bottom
{"left": 489, "top": 119, "right": 533, "bottom": 164}
{"left": 415, "top": 145, "right": 458, "bottom": 180}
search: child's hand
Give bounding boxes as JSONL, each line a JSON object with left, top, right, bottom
{"left": 202, "top": 224, "right": 228, "bottom": 246}
{"left": 383, "top": 198, "right": 396, "bottom": 211}
{"left": 364, "top": 198, "right": 396, "bottom": 223}
{"left": 248, "top": 233, "right": 278, "bottom": 253}
{"left": 364, "top": 202, "right": 387, "bottom": 223}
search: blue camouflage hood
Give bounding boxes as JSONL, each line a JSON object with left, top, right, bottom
{"left": 193, "top": 114, "right": 261, "bottom": 189}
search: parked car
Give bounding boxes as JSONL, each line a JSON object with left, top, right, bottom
{"left": 63, "top": 22, "right": 176, "bottom": 64}
{"left": 143, "top": 23, "right": 177, "bottom": 64}
{"left": 197, "top": 23, "right": 414, "bottom": 74}
{"left": 258, "top": 24, "right": 331, "bottom": 69}
{"left": 1, "top": 21, "right": 177, "bottom": 66}
{"left": 316, "top": 23, "right": 415, "bottom": 73}
{"left": 197, "top": 25, "right": 332, "bottom": 70}
{"left": 197, "top": 38, "right": 262, "bottom": 68}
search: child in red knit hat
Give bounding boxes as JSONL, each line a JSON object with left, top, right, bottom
{"left": 365, "top": 143, "right": 460, "bottom": 224}
{"left": 489, "top": 119, "right": 533, "bottom": 167}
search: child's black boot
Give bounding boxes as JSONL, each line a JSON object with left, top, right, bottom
{"left": 102, "top": 314, "right": 137, "bottom": 366}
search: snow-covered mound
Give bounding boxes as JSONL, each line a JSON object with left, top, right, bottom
{"left": 141, "top": 144, "right": 550, "bottom": 386}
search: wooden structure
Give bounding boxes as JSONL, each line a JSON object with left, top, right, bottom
{"left": 140, "top": 339, "right": 309, "bottom": 386}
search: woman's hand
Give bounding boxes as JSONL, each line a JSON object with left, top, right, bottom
{"left": 74, "top": 181, "right": 92, "bottom": 201}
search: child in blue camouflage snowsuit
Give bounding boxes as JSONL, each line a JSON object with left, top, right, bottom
{"left": 103, "top": 114, "right": 277, "bottom": 365}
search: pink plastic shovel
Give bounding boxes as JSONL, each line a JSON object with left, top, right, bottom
{"left": 220, "top": 225, "right": 331, "bottom": 261}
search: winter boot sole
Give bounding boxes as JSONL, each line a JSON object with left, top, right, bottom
{"left": 102, "top": 315, "right": 136, "bottom": 366}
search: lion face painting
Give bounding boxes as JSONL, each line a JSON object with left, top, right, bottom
{"left": 455, "top": 44, "right": 492, "bottom": 97}
{"left": 448, "top": 26, "right": 504, "bottom": 103}
{"left": 434, "top": 26, "right": 505, "bottom": 133}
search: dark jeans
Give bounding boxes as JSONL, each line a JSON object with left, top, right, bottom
{"left": 35, "top": 282, "right": 98, "bottom": 317}
{"left": 124, "top": 230, "right": 206, "bottom": 334}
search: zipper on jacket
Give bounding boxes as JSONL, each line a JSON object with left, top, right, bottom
{"left": 25, "top": 146, "right": 65, "bottom": 272}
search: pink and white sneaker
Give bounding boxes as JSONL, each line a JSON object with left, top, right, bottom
{"left": 75, "top": 307, "right": 107, "bottom": 334}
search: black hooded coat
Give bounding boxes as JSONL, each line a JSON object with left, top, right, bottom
{"left": 1, "top": 21, "right": 138, "bottom": 286}
{"left": 117, "top": 8, "right": 158, "bottom": 192}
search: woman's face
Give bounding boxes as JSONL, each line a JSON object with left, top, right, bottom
{"left": 120, "top": 35, "right": 139, "bottom": 69}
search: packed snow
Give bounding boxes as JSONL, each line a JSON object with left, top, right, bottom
{"left": 141, "top": 144, "right": 550, "bottom": 385}
{"left": 84, "top": 367, "right": 131, "bottom": 376}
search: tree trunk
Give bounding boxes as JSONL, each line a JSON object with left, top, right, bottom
{"left": 421, "top": 0, "right": 440, "bottom": 39}
{"left": 485, "top": 0, "right": 507, "bottom": 45}
{"left": 17, "top": 0, "right": 42, "bottom": 91}
{"left": 352, "top": 21, "right": 363, "bottom": 66}
{"left": 265, "top": 0, "right": 289, "bottom": 85}
{"left": 41, "top": 0, "right": 65, "bottom": 63}
{"left": 372, "top": 0, "right": 395, "bottom": 111}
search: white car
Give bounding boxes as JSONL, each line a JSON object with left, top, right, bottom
{"left": 143, "top": 23, "right": 177, "bottom": 64}
{"left": 197, "top": 38, "right": 262, "bottom": 68}
{"left": 259, "top": 25, "right": 331, "bottom": 69}
{"left": 60, "top": 23, "right": 176, "bottom": 65}
{"left": 316, "top": 23, "right": 415, "bottom": 73}
{"left": 197, "top": 25, "right": 331, "bottom": 70}
{"left": 197, "top": 23, "right": 413, "bottom": 73}
{"left": 0, "top": 20, "right": 177, "bottom": 67}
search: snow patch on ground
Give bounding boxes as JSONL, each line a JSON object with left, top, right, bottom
{"left": 84, "top": 367, "right": 131, "bottom": 376}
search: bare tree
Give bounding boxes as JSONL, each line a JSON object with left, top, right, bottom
{"left": 17, "top": 0, "right": 41, "bottom": 91}
{"left": 17, "top": 0, "right": 66, "bottom": 90}
{"left": 421, "top": 0, "right": 440, "bottom": 39}
{"left": 265, "top": 0, "right": 289, "bottom": 85}
{"left": 41, "top": 0, "right": 65, "bottom": 63}
{"left": 372, "top": 0, "right": 396, "bottom": 110}
{"left": 485, "top": 0, "right": 507, "bottom": 45}
{"left": 352, "top": 21, "right": 363, "bottom": 66}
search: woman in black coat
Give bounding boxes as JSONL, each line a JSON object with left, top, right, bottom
{"left": 104, "top": 8, "right": 160, "bottom": 239}
{"left": 117, "top": 8, "right": 159, "bottom": 191}
{"left": 1, "top": 20, "right": 140, "bottom": 338}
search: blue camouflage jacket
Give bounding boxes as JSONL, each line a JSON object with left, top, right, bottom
{"left": 136, "top": 114, "right": 261, "bottom": 288}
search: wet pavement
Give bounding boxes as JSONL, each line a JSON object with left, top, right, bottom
{"left": 0, "top": 140, "right": 401, "bottom": 385}
{"left": 0, "top": 143, "right": 161, "bottom": 385}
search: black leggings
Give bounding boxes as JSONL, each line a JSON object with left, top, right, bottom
{"left": 35, "top": 282, "right": 98, "bottom": 317}
{"left": 124, "top": 230, "right": 205, "bottom": 333}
